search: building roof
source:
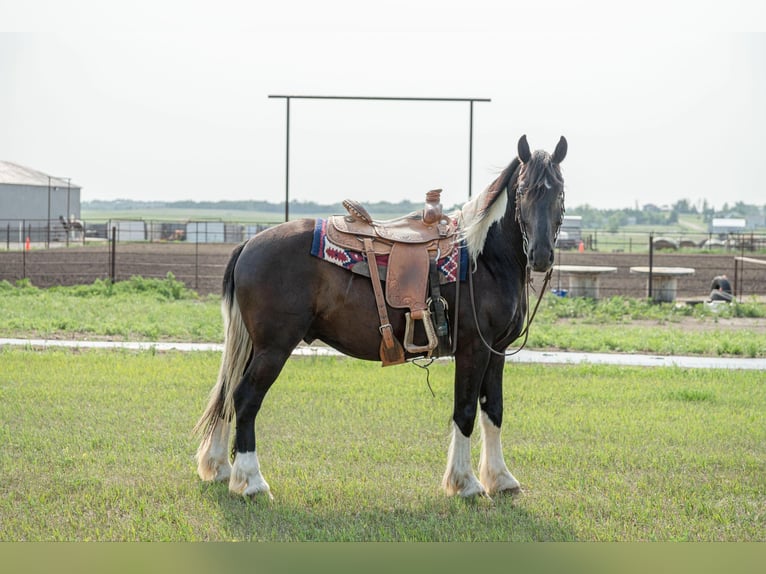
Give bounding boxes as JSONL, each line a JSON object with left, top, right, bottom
{"left": 712, "top": 218, "right": 746, "bottom": 228}
{"left": 0, "top": 161, "right": 79, "bottom": 188}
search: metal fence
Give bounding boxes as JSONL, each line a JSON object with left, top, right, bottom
{"left": 575, "top": 229, "right": 766, "bottom": 254}
{"left": 0, "top": 218, "right": 276, "bottom": 247}
{"left": 1, "top": 219, "right": 765, "bottom": 300}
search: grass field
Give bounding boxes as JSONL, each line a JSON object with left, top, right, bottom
{"left": 81, "top": 207, "right": 290, "bottom": 224}
{"left": 2, "top": 277, "right": 765, "bottom": 357}
{"left": 0, "top": 350, "right": 764, "bottom": 542}
{"left": 1, "top": 278, "right": 764, "bottom": 542}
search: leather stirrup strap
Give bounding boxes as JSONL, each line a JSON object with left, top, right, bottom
{"left": 363, "top": 238, "right": 405, "bottom": 366}
{"left": 428, "top": 258, "right": 451, "bottom": 356}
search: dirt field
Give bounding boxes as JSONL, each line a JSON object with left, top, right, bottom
{"left": 551, "top": 249, "right": 766, "bottom": 301}
{"left": 1, "top": 241, "right": 765, "bottom": 301}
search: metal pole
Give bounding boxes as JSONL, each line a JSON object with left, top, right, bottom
{"left": 648, "top": 232, "right": 654, "bottom": 300}
{"left": 468, "top": 100, "right": 474, "bottom": 199}
{"left": 285, "top": 96, "right": 290, "bottom": 223}
{"left": 268, "top": 95, "right": 490, "bottom": 205}
{"left": 111, "top": 226, "right": 117, "bottom": 283}
{"left": 195, "top": 227, "right": 199, "bottom": 291}
{"left": 739, "top": 240, "right": 745, "bottom": 300}
{"left": 47, "top": 176, "right": 51, "bottom": 248}
{"left": 66, "top": 178, "right": 71, "bottom": 247}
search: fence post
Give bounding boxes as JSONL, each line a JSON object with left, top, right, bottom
{"left": 195, "top": 225, "right": 199, "bottom": 291}
{"left": 22, "top": 231, "right": 26, "bottom": 280}
{"left": 648, "top": 232, "right": 654, "bottom": 300}
{"left": 110, "top": 226, "right": 117, "bottom": 283}
{"left": 739, "top": 239, "right": 746, "bottom": 300}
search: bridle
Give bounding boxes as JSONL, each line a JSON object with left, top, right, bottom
{"left": 467, "top": 159, "right": 564, "bottom": 358}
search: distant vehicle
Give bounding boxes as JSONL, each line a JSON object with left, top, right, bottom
{"left": 555, "top": 230, "right": 578, "bottom": 250}
{"left": 556, "top": 216, "right": 581, "bottom": 250}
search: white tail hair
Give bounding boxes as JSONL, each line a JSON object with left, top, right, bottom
{"left": 193, "top": 289, "right": 252, "bottom": 441}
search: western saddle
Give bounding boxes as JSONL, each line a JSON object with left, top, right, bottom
{"left": 326, "top": 189, "right": 459, "bottom": 366}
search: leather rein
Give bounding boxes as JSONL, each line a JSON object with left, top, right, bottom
{"left": 460, "top": 179, "right": 561, "bottom": 359}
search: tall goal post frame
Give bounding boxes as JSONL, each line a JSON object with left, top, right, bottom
{"left": 268, "top": 95, "right": 491, "bottom": 221}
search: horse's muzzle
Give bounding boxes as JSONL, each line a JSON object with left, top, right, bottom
{"left": 527, "top": 244, "right": 555, "bottom": 273}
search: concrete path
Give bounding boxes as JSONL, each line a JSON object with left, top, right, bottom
{"left": 2, "top": 338, "right": 765, "bottom": 370}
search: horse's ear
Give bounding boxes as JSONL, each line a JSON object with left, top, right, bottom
{"left": 552, "top": 136, "right": 567, "bottom": 164}
{"left": 517, "top": 134, "right": 531, "bottom": 163}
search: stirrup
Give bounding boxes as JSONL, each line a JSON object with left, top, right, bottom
{"left": 403, "top": 309, "right": 439, "bottom": 355}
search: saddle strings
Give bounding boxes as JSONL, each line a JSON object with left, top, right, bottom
{"left": 412, "top": 356, "right": 437, "bottom": 397}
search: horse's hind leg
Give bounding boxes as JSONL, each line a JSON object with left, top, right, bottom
{"left": 228, "top": 347, "right": 290, "bottom": 499}
{"left": 196, "top": 417, "right": 231, "bottom": 482}
{"left": 478, "top": 354, "right": 521, "bottom": 495}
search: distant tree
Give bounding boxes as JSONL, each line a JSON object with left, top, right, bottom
{"left": 673, "top": 198, "right": 698, "bottom": 214}
{"left": 606, "top": 213, "right": 622, "bottom": 233}
{"left": 672, "top": 199, "right": 691, "bottom": 213}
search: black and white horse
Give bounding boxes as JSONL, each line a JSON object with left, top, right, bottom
{"left": 194, "top": 135, "right": 567, "bottom": 499}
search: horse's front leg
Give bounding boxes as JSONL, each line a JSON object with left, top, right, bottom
{"left": 478, "top": 353, "right": 521, "bottom": 495}
{"left": 442, "top": 351, "right": 490, "bottom": 498}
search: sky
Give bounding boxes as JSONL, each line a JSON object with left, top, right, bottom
{"left": 1, "top": 1, "right": 765, "bottom": 212}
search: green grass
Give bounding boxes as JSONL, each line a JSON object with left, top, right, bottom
{"left": 2, "top": 279, "right": 764, "bottom": 356}
{"left": 525, "top": 295, "right": 766, "bottom": 357}
{"left": 0, "top": 350, "right": 763, "bottom": 541}
{"left": 0, "top": 276, "right": 222, "bottom": 342}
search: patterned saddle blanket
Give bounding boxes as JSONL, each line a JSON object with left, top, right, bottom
{"left": 310, "top": 218, "right": 467, "bottom": 284}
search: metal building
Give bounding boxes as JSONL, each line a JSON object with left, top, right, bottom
{"left": 0, "top": 161, "right": 81, "bottom": 221}
{"left": 0, "top": 161, "right": 82, "bottom": 243}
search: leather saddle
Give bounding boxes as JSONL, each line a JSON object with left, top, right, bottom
{"left": 326, "top": 189, "right": 458, "bottom": 366}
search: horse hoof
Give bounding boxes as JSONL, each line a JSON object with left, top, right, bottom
{"left": 197, "top": 462, "right": 231, "bottom": 483}
{"left": 496, "top": 486, "right": 523, "bottom": 497}
{"left": 212, "top": 466, "right": 231, "bottom": 483}
{"left": 457, "top": 483, "right": 491, "bottom": 500}
{"left": 246, "top": 490, "right": 274, "bottom": 502}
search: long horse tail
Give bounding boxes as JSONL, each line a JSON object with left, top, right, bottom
{"left": 193, "top": 241, "right": 252, "bottom": 442}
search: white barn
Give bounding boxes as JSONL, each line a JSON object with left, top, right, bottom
{"left": 710, "top": 218, "right": 746, "bottom": 235}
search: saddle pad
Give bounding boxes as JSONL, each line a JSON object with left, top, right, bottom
{"left": 310, "top": 218, "right": 467, "bottom": 284}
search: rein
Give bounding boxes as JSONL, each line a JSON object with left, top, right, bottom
{"left": 465, "top": 174, "right": 560, "bottom": 358}
{"left": 468, "top": 264, "right": 553, "bottom": 358}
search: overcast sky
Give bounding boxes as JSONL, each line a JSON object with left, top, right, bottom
{"left": 1, "top": 1, "right": 765, "bottom": 211}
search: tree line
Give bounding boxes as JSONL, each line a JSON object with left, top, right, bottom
{"left": 84, "top": 198, "right": 764, "bottom": 229}
{"left": 568, "top": 200, "right": 765, "bottom": 232}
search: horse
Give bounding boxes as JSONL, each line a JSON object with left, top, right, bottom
{"left": 59, "top": 215, "right": 85, "bottom": 240}
{"left": 194, "top": 134, "right": 568, "bottom": 499}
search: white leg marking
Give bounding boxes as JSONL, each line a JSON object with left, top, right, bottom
{"left": 196, "top": 419, "right": 232, "bottom": 482}
{"left": 441, "top": 422, "right": 488, "bottom": 498}
{"left": 478, "top": 411, "right": 520, "bottom": 495}
{"left": 229, "top": 451, "right": 273, "bottom": 499}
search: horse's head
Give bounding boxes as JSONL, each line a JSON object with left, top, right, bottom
{"left": 515, "top": 134, "right": 567, "bottom": 272}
